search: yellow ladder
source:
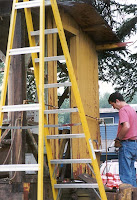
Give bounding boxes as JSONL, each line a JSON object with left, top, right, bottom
{"left": 0, "top": 0, "right": 107, "bottom": 199}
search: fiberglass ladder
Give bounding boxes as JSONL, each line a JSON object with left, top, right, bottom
{"left": 0, "top": 0, "right": 107, "bottom": 199}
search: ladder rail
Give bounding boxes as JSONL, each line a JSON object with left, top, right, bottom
{"left": 24, "top": 0, "right": 40, "bottom": 95}
{"left": 50, "top": 0, "right": 107, "bottom": 199}
{"left": 23, "top": 1, "right": 52, "bottom": 199}
{"left": 0, "top": 0, "right": 107, "bottom": 200}
{"left": 24, "top": 2, "right": 58, "bottom": 200}
{"left": 37, "top": 0, "right": 45, "bottom": 199}
{"left": 0, "top": 0, "right": 18, "bottom": 138}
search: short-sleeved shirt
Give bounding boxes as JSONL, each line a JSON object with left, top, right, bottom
{"left": 117, "top": 105, "right": 137, "bottom": 140}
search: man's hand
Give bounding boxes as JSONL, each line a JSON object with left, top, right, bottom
{"left": 114, "top": 138, "right": 122, "bottom": 148}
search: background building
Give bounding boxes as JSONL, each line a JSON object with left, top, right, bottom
{"left": 100, "top": 104, "right": 137, "bottom": 161}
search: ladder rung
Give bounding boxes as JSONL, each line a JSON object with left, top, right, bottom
{"left": 0, "top": 164, "right": 38, "bottom": 172}
{"left": 44, "top": 108, "right": 78, "bottom": 114}
{"left": 31, "top": 28, "right": 58, "bottom": 36}
{"left": 94, "top": 149, "right": 104, "bottom": 152}
{"left": 0, "top": 125, "right": 38, "bottom": 130}
{"left": 50, "top": 159, "right": 92, "bottom": 164}
{"left": 44, "top": 122, "right": 81, "bottom": 128}
{"left": 35, "top": 55, "right": 65, "bottom": 63}
{"left": 9, "top": 46, "right": 40, "bottom": 55}
{"left": 44, "top": 82, "right": 72, "bottom": 89}
{"left": 47, "top": 133, "right": 85, "bottom": 139}
{"left": 15, "top": 0, "right": 51, "bottom": 9}
{"left": 2, "top": 105, "right": 78, "bottom": 114}
{"left": 2, "top": 104, "right": 39, "bottom": 112}
{"left": 54, "top": 183, "right": 98, "bottom": 189}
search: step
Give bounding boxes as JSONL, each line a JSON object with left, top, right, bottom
{"left": 50, "top": 159, "right": 92, "bottom": 164}
{"left": 47, "top": 133, "right": 85, "bottom": 139}
{"left": 44, "top": 82, "right": 72, "bottom": 89}
{"left": 35, "top": 55, "right": 65, "bottom": 63}
{"left": 0, "top": 164, "right": 38, "bottom": 172}
{"left": 2, "top": 105, "right": 78, "bottom": 114}
{"left": 9, "top": 46, "right": 40, "bottom": 55}
{"left": 2, "top": 104, "right": 39, "bottom": 112}
{"left": 94, "top": 149, "right": 104, "bottom": 152}
{"left": 44, "top": 122, "right": 81, "bottom": 128}
{"left": 31, "top": 28, "right": 58, "bottom": 36}
{"left": 0, "top": 125, "right": 38, "bottom": 130}
{"left": 54, "top": 183, "right": 98, "bottom": 189}
{"left": 15, "top": 0, "right": 51, "bottom": 9}
{"left": 44, "top": 108, "right": 78, "bottom": 114}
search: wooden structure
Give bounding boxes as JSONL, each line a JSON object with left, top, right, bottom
{"left": 0, "top": 0, "right": 124, "bottom": 199}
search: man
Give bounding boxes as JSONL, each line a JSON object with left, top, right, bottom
{"left": 108, "top": 91, "right": 137, "bottom": 187}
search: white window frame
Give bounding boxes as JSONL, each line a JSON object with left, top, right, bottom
{"left": 100, "top": 117, "right": 114, "bottom": 124}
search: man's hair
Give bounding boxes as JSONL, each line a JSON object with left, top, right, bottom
{"left": 108, "top": 92, "right": 124, "bottom": 103}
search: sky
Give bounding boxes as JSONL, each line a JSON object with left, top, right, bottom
{"left": 99, "top": 81, "right": 114, "bottom": 96}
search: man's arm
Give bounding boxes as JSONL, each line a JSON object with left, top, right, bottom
{"left": 117, "top": 122, "right": 130, "bottom": 140}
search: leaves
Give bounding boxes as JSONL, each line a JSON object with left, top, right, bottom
{"left": 27, "top": 74, "right": 37, "bottom": 101}
{"left": 99, "top": 92, "right": 111, "bottom": 108}
{"left": 98, "top": 1, "right": 137, "bottom": 102}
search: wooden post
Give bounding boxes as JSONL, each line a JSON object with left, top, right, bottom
{"left": 118, "top": 184, "right": 133, "bottom": 200}
{"left": 8, "top": 10, "right": 26, "bottom": 182}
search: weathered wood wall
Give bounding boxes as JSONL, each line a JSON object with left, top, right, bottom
{"left": 60, "top": 8, "right": 101, "bottom": 178}
{"left": 47, "top": 9, "right": 58, "bottom": 159}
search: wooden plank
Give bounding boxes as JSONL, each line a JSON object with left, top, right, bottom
{"left": 96, "top": 42, "right": 130, "bottom": 51}
{"left": 60, "top": 9, "right": 79, "bottom": 36}
{"left": 47, "top": 9, "right": 58, "bottom": 159}
{"left": 69, "top": 18, "right": 101, "bottom": 178}
{"left": 78, "top": 173, "right": 97, "bottom": 183}
{"left": 8, "top": 11, "right": 26, "bottom": 182}
{"left": 0, "top": 50, "right": 5, "bottom": 62}
{"left": 1, "top": 125, "right": 11, "bottom": 142}
{"left": 26, "top": 129, "right": 38, "bottom": 161}
{"left": 133, "top": 187, "right": 137, "bottom": 200}
{"left": 106, "top": 192, "right": 118, "bottom": 200}
{"left": 118, "top": 184, "right": 133, "bottom": 200}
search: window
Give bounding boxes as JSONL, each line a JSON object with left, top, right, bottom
{"left": 100, "top": 117, "right": 114, "bottom": 124}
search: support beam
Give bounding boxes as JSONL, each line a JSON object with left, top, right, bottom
{"left": 0, "top": 50, "right": 6, "bottom": 62}
{"left": 96, "top": 42, "right": 130, "bottom": 51}
{"left": 83, "top": 24, "right": 106, "bottom": 32}
{"left": 8, "top": 10, "right": 26, "bottom": 183}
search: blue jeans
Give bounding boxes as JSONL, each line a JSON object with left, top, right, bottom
{"left": 119, "top": 140, "right": 137, "bottom": 187}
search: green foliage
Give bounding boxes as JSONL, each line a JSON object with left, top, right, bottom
{"left": 99, "top": 92, "right": 111, "bottom": 108}
{"left": 57, "top": 62, "right": 68, "bottom": 83}
{"left": 26, "top": 74, "right": 37, "bottom": 101}
{"left": 98, "top": 1, "right": 137, "bottom": 102}
{"left": 129, "top": 93, "right": 137, "bottom": 104}
{"left": 58, "top": 98, "right": 70, "bottom": 124}
{"left": 99, "top": 91, "right": 137, "bottom": 108}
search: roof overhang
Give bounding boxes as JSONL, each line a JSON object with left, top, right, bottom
{"left": 58, "top": 1, "right": 121, "bottom": 45}
{"left": 0, "top": 0, "right": 123, "bottom": 54}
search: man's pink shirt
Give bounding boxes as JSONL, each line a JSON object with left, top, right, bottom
{"left": 117, "top": 105, "right": 137, "bottom": 140}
